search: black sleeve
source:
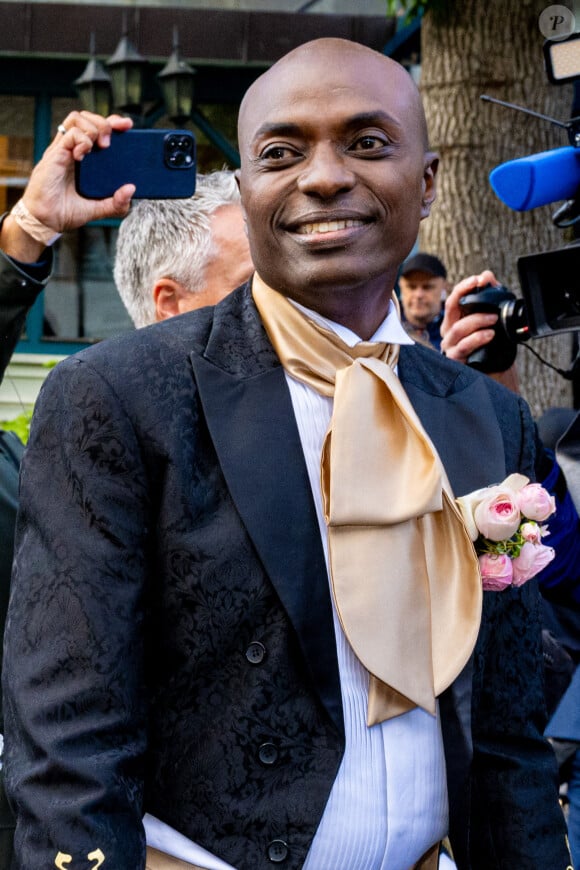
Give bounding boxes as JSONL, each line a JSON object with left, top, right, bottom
{"left": 0, "top": 230, "right": 52, "bottom": 384}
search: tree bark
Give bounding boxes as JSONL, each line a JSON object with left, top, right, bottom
{"left": 419, "top": 0, "right": 575, "bottom": 418}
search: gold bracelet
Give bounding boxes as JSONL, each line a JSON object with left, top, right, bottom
{"left": 10, "top": 199, "right": 62, "bottom": 247}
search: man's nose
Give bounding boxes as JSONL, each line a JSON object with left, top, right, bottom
{"left": 297, "top": 144, "right": 356, "bottom": 198}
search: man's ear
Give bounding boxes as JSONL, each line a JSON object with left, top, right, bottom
{"left": 420, "top": 152, "right": 439, "bottom": 220}
{"left": 234, "top": 169, "right": 248, "bottom": 233}
{"left": 153, "top": 278, "right": 189, "bottom": 321}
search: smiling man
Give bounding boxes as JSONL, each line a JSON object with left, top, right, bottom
{"left": 3, "top": 38, "right": 570, "bottom": 870}
{"left": 236, "top": 40, "right": 436, "bottom": 338}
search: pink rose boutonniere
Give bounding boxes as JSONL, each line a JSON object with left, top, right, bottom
{"left": 456, "top": 473, "right": 556, "bottom": 592}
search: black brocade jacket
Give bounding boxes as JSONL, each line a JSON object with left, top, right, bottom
{"left": 3, "top": 280, "right": 570, "bottom": 870}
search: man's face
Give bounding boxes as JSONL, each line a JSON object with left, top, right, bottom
{"left": 398, "top": 270, "right": 446, "bottom": 329}
{"left": 237, "top": 40, "right": 437, "bottom": 311}
{"left": 181, "top": 204, "right": 253, "bottom": 311}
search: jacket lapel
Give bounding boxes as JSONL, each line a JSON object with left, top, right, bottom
{"left": 398, "top": 344, "right": 507, "bottom": 495}
{"left": 189, "top": 285, "right": 344, "bottom": 736}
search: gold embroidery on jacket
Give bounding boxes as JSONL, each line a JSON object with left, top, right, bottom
{"left": 55, "top": 849, "right": 106, "bottom": 868}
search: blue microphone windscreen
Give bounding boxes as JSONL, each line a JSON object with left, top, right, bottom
{"left": 489, "top": 147, "right": 580, "bottom": 211}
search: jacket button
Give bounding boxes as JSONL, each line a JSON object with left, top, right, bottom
{"left": 246, "top": 641, "right": 266, "bottom": 664}
{"left": 258, "top": 742, "right": 279, "bottom": 766}
{"left": 267, "top": 839, "right": 288, "bottom": 863}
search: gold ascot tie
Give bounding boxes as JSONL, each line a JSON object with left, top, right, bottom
{"left": 252, "top": 274, "right": 482, "bottom": 725}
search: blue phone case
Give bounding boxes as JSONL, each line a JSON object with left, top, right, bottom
{"left": 75, "top": 129, "right": 196, "bottom": 199}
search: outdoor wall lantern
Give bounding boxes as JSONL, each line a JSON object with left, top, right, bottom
{"left": 106, "top": 32, "right": 149, "bottom": 118}
{"left": 74, "top": 26, "right": 196, "bottom": 127}
{"left": 157, "top": 27, "right": 197, "bottom": 126}
{"left": 73, "top": 27, "right": 238, "bottom": 165}
{"left": 73, "top": 34, "right": 113, "bottom": 118}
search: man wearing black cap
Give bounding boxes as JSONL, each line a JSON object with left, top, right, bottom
{"left": 398, "top": 252, "right": 448, "bottom": 350}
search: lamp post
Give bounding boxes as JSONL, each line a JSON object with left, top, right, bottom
{"left": 158, "top": 27, "right": 196, "bottom": 127}
{"left": 73, "top": 33, "right": 112, "bottom": 117}
{"left": 106, "top": 31, "right": 149, "bottom": 119}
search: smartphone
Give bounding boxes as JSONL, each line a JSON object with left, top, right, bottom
{"left": 75, "top": 129, "right": 196, "bottom": 200}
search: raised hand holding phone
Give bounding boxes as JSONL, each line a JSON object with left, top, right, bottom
{"left": 3, "top": 111, "right": 136, "bottom": 262}
{"left": 75, "top": 129, "right": 197, "bottom": 200}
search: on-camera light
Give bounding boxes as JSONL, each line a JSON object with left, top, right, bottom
{"left": 544, "top": 32, "right": 580, "bottom": 85}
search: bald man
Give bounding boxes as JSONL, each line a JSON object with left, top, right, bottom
{"left": 3, "top": 39, "right": 570, "bottom": 870}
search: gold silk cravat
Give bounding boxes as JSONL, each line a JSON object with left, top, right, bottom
{"left": 252, "top": 274, "right": 482, "bottom": 726}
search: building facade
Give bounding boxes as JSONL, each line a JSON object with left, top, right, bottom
{"left": 0, "top": 0, "right": 411, "bottom": 423}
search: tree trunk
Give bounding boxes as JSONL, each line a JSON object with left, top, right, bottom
{"left": 419, "top": 0, "right": 575, "bottom": 418}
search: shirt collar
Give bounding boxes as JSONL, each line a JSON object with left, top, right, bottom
{"left": 289, "top": 298, "right": 414, "bottom": 349}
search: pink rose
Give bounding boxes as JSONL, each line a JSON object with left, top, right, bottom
{"left": 474, "top": 487, "right": 521, "bottom": 541}
{"left": 479, "top": 553, "right": 513, "bottom": 591}
{"left": 456, "top": 474, "right": 528, "bottom": 541}
{"left": 517, "top": 484, "right": 556, "bottom": 522}
{"left": 511, "top": 541, "right": 555, "bottom": 586}
{"left": 520, "top": 521, "right": 542, "bottom": 544}
{"left": 456, "top": 485, "right": 490, "bottom": 540}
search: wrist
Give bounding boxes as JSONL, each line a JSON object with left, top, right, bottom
{"left": 10, "top": 199, "right": 61, "bottom": 248}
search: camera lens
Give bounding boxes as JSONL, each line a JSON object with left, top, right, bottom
{"left": 169, "top": 152, "right": 185, "bottom": 167}
{"left": 164, "top": 133, "right": 194, "bottom": 171}
{"left": 460, "top": 284, "right": 528, "bottom": 373}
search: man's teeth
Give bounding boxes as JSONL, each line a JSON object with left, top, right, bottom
{"left": 297, "top": 219, "right": 364, "bottom": 234}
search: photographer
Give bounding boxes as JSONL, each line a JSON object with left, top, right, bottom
{"left": 0, "top": 110, "right": 135, "bottom": 609}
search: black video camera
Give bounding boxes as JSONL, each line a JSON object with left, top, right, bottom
{"left": 458, "top": 242, "right": 580, "bottom": 373}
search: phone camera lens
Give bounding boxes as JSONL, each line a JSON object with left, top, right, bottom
{"left": 165, "top": 133, "right": 194, "bottom": 171}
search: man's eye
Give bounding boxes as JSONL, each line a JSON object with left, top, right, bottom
{"left": 351, "top": 135, "right": 388, "bottom": 152}
{"left": 261, "top": 145, "right": 297, "bottom": 160}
